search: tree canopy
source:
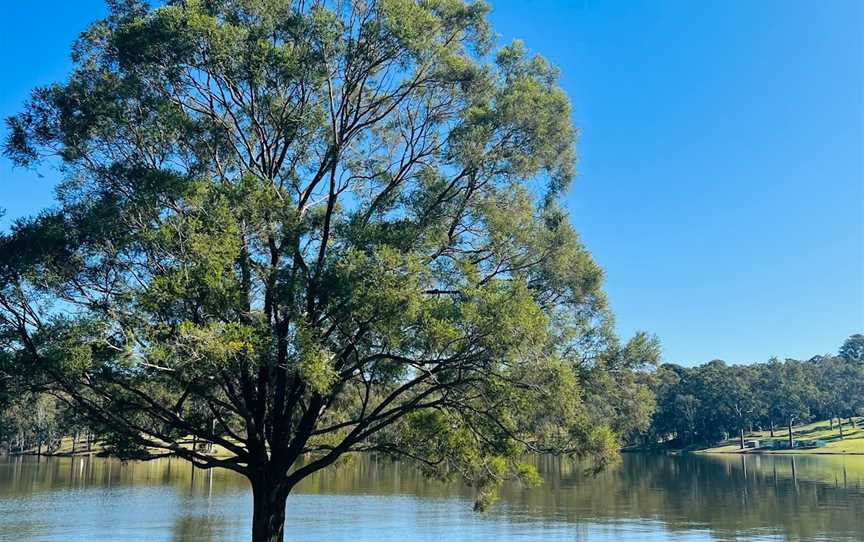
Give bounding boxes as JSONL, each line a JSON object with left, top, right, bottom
{"left": 840, "top": 334, "right": 864, "bottom": 364}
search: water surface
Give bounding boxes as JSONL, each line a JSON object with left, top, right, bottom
{"left": 0, "top": 453, "right": 862, "bottom": 541}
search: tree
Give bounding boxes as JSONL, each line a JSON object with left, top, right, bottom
{"left": 817, "top": 355, "right": 864, "bottom": 437}
{"left": 0, "top": 391, "right": 61, "bottom": 455}
{"left": 642, "top": 364, "right": 683, "bottom": 444}
{"left": 718, "top": 365, "right": 760, "bottom": 449}
{"left": 765, "top": 360, "right": 814, "bottom": 448}
{"left": 674, "top": 393, "right": 701, "bottom": 444}
{"left": 839, "top": 334, "right": 864, "bottom": 364}
{"left": 580, "top": 331, "right": 661, "bottom": 446}
{"left": 0, "top": 2, "right": 626, "bottom": 541}
{"left": 673, "top": 359, "right": 735, "bottom": 445}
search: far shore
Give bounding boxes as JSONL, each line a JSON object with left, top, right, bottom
{"left": 12, "top": 416, "right": 864, "bottom": 460}
{"left": 625, "top": 417, "right": 864, "bottom": 456}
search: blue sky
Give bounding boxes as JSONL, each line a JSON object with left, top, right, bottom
{"left": 1, "top": 1, "right": 862, "bottom": 365}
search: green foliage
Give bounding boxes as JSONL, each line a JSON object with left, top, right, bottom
{"left": 644, "top": 351, "right": 864, "bottom": 448}
{"left": 295, "top": 327, "right": 337, "bottom": 395}
{"left": 839, "top": 334, "right": 864, "bottom": 364}
{"left": 0, "top": 391, "right": 79, "bottom": 454}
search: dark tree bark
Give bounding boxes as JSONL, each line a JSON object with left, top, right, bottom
{"left": 251, "top": 472, "right": 291, "bottom": 542}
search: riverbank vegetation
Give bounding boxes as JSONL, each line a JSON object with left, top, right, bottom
{"left": 640, "top": 334, "right": 864, "bottom": 452}
{"left": 700, "top": 417, "right": 864, "bottom": 454}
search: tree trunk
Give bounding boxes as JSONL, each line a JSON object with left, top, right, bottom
{"left": 209, "top": 419, "right": 217, "bottom": 452}
{"left": 830, "top": 418, "right": 834, "bottom": 430}
{"left": 839, "top": 417, "right": 844, "bottom": 439}
{"left": 739, "top": 427, "right": 745, "bottom": 450}
{"left": 769, "top": 421, "right": 775, "bottom": 437}
{"left": 250, "top": 474, "right": 290, "bottom": 542}
{"left": 787, "top": 420, "right": 794, "bottom": 449}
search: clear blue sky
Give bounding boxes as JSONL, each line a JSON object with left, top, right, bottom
{"left": 1, "top": 1, "right": 862, "bottom": 365}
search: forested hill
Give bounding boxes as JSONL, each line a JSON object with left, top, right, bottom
{"left": 641, "top": 334, "right": 864, "bottom": 448}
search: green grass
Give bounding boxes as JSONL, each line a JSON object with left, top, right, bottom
{"left": 18, "top": 435, "right": 240, "bottom": 459}
{"left": 702, "top": 417, "right": 864, "bottom": 455}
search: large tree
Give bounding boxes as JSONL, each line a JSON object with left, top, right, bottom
{"left": 0, "top": 1, "right": 630, "bottom": 541}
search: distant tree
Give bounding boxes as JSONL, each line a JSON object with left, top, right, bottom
{"left": 686, "top": 360, "right": 733, "bottom": 444}
{"left": 0, "top": 391, "right": 61, "bottom": 455}
{"left": 766, "top": 360, "right": 815, "bottom": 447}
{"left": 643, "top": 361, "right": 730, "bottom": 447}
{"left": 0, "top": 343, "right": 18, "bottom": 454}
{"left": 0, "top": 397, "right": 28, "bottom": 454}
{"left": 818, "top": 356, "right": 864, "bottom": 437}
{"left": 722, "top": 365, "right": 760, "bottom": 449}
{"left": 674, "top": 394, "right": 701, "bottom": 444}
{"left": 642, "top": 363, "right": 682, "bottom": 444}
{"left": 0, "top": 2, "right": 632, "bottom": 541}
{"left": 581, "top": 332, "right": 661, "bottom": 445}
{"left": 839, "top": 334, "right": 864, "bottom": 364}
{"left": 31, "top": 394, "right": 62, "bottom": 454}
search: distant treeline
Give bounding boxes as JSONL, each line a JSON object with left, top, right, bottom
{"left": 641, "top": 334, "right": 864, "bottom": 448}
{"left": 0, "top": 391, "right": 96, "bottom": 455}
{"left": 2, "top": 334, "right": 862, "bottom": 456}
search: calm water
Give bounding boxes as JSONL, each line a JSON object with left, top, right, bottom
{"left": 0, "top": 453, "right": 862, "bottom": 541}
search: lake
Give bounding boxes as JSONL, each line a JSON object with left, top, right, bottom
{"left": 0, "top": 453, "right": 862, "bottom": 541}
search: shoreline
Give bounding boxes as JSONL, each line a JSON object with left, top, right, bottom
{"left": 624, "top": 448, "right": 864, "bottom": 456}
{"left": 697, "top": 449, "right": 864, "bottom": 456}
{"left": 625, "top": 417, "right": 864, "bottom": 457}
{"left": 623, "top": 446, "right": 864, "bottom": 457}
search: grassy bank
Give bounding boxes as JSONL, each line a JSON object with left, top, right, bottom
{"left": 700, "top": 417, "right": 864, "bottom": 455}
{"left": 11, "top": 435, "right": 239, "bottom": 459}
{"left": 623, "top": 418, "right": 864, "bottom": 456}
